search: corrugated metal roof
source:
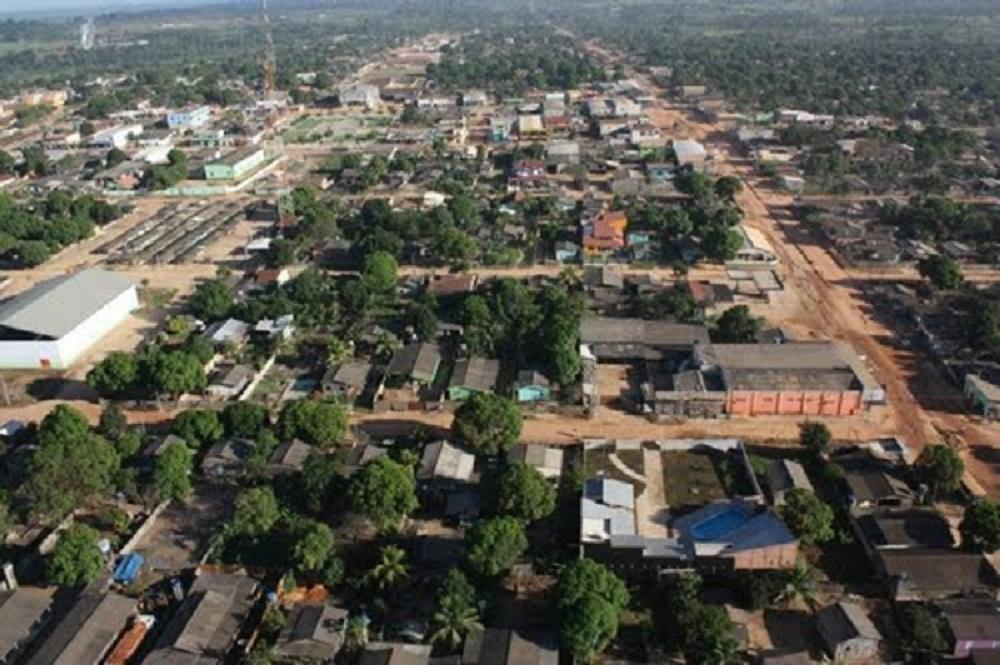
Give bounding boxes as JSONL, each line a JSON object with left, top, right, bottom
{"left": 0, "top": 269, "right": 135, "bottom": 339}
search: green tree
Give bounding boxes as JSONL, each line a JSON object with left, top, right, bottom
{"left": 452, "top": 393, "right": 522, "bottom": 456}
{"left": 460, "top": 295, "right": 495, "bottom": 355}
{"left": 799, "top": 422, "right": 831, "bottom": 453}
{"left": 917, "top": 444, "right": 964, "bottom": 500}
{"left": 899, "top": 604, "right": 947, "bottom": 656}
{"left": 222, "top": 402, "right": 270, "bottom": 439}
{"left": 98, "top": 404, "right": 128, "bottom": 441}
{"left": 47, "top": 524, "right": 104, "bottom": 586}
{"left": 701, "top": 225, "right": 743, "bottom": 262}
{"left": 960, "top": 499, "right": 1000, "bottom": 552}
{"left": 189, "top": 278, "right": 234, "bottom": 321}
{"left": 368, "top": 544, "right": 408, "bottom": 590}
{"left": 87, "top": 351, "right": 138, "bottom": 396}
{"left": 486, "top": 462, "right": 556, "bottom": 523}
{"left": 232, "top": 486, "right": 280, "bottom": 537}
{"left": 917, "top": 255, "right": 964, "bottom": 291}
{"left": 147, "top": 350, "right": 205, "bottom": 397}
{"left": 775, "top": 560, "right": 818, "bottom": 607}
{"left": 349, "top": 456, "right": 418, "bottom": 532}
{"left": 557, "top": 559, "right": 630, "bottom": 662}
{"left": 362, "top": 250, "right": 398, "bottom": 294}
{"left": 15, "top": 240, "right": 51, "bottom": 267}
{"left": 23, "top": 407, "right": 120, "bottom": 523}
{"left": 466, "top": 516, "right": 527, "bottom": 577}
{"left": 780, "top": 488, "right": 835, "bottom": 546}
{"left": 684, "top": 604, "right": 739, "bottom": 665}
{"left": 293, "top": 521, "right": 336, "bottom": 575}
{"left": 712, "top": 305, "right": 761, "bottom": 343}
{"left": 714, "top": 176, "right": 743, "bottom": 200}
{"left": 154, "top": 442, "right": 194, "bottom": 501}
{"left": 172, "top": 409, "right": 223, "bottom": 448}
{"left": 105, "top": 147, "right": 128, "bottom": 168}
{"left": 277, "top": 399, "right": 347, "bottom": 449}
{"left": 431, "top": 593, "right": 482, "bottom": 651}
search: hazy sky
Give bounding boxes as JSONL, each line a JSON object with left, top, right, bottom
{"left": 0, "top": 0, "right": 232, "bottom": 17}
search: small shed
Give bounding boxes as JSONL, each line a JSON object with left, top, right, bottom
{"left": 816, "top": 602, "right": 881, "bottom": 662}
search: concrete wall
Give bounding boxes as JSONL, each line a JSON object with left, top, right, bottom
{"left": 728, "top": 542, "right": 798, "bottom": 569}
{"left": 726, "top": 390, "right": 863, "bottom": 416}
{"left": 0, "top": 285, "right": 139, "bottom": 369}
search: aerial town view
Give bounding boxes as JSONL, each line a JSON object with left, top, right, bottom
{"left": 0, "top": 0, "right": 995, "bottom": 663}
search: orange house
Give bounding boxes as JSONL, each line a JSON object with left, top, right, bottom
{"left": 583, "top": 210, "right": 628, "bottom": 258}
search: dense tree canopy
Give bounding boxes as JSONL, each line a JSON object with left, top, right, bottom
{"left": 349, "top": 456, "right": 418, "bottom": 532}
{"left": 452, "top": 393, "right": 522, "bottom": 457}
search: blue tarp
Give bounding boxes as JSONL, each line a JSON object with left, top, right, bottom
{"left": 113, "top": 553, "right": 144, "bottom": 584}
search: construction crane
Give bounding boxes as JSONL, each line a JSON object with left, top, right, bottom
{"left": 260, "top": 0, "right": 276, "bottom": 98}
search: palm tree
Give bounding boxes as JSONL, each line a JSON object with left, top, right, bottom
{"left": 777, "top": 560, "right": 818, "bottom": 608}
{"left": 368, "top": 545, "right": 408, "bottom": 591}
{"left": 430, "top": 596, "right": 482, "bottom": 651}
{"left": 344, "top": 614, "right": 370, "bottom": 651}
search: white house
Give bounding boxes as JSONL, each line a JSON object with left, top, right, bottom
{"left": 339, "top": 84, "right": 380, "bottom": 109}
{"left": 0, "top": 269, "right": 139, "bottom": 369}
{"left": 88, "top": 124, "right": 143, "bottom": 150}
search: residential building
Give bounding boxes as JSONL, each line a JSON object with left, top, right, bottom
{"left": 580, "top": 440, "right": 794, "bottom": 573}
{"left": 25, "top": 592, "right": 135, "bottom": 665}
{"left": 730, "top": 225, "right": 779, "bottom": 266}
{"left": 580, "top": 316, "right": 710, "bottom": 362}
{"left": 816, "top": 602, "right": 882, "bottom": 663}
{"left": 426, "top": 273, "right": 478, "bottom": 298}
{"left": 339, "top": 84, "right": 381, "bottom": 109}
{"left": 854, "top": 509, "right": 953, "bottom": 555}
{"left": 0, "top": 588, "right": 54, "bottom": 664}
{"left": 386, "top": 343, "right": 442, "bottom": 387}
{"left": 206, "top": 364, "right": 254, "bottom": 399}
{"left": 204, "top": 147, "right": 267, "bottom": 181}
{"left": 144, "top": 569, "right": 259, "bottom": 664}
{"left": 167, "top": 105, "right": 211, "bottom": 130}
{"left": 417, "top": 440, "right": 475, "bottom": 485}
{"left": 514, "top": 370, "right": 552, "bottom": 403}
{"left": 582, "top": 210, "right": 628, "bottom": 260}
{"left": 509, "top": 160, "right": 546, "bottom": 191}
{"left": 202, "top": 438, "right": 256, "bottom": 477}
{"left": 877, "top": 549, "right": 999, "bottom": 601}
{"left": 0, "top": 269, "right": 139, "bottom": 369}
{"left": 88, "top": 124, "right": 143, "bottom": 150}
{"left": 269, "top": 439, "right": 313, "bottom": 475}
{"left": 203, "top": 318, "right": 249, "bottom": 349}
{"left": 836, "top": 449, "right": 918, "bottom": 513}
{"left": 462, "top": 627, "right": 558, "bottom": 665}
{"left": 673, "top": 138, "right": 707, "bottom": 171}
{"left": 359, "top": 642, "right": 431, "bottom": 665}
{"left": 273, "top": 602, "right": 347, "bottom": 662}
{"left": 547, "top": 140, "right": 580, "bottom": 166}
{"left": 322, "top": 361, "right": 372, "bottom": 400}
{"left": 965, "top": 374, "right": 1000, "bottom": 420}
{"left": 942, "top": 600, "right": 1000, "bottom": 657}
{"left": 764, "top": 459, "right": 814, "bottom": 506}
{"left": 518, "top": 114, "right": 545, "bottom": 138}
{"left": 508, "top": 443, "right": 563, "bottom": 480}
{"left": 446, "top": 357, "right": 500, "bottom": 401}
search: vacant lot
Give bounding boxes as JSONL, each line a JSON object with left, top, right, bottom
{"left": 661, "top": 450, "right": 727, "bottom": 509}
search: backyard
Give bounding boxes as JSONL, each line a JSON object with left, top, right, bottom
{"left": 661, "top": 450, "right": 728, "bottom": 511}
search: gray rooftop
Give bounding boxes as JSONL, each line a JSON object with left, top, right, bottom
{"left": 0, "top": 588, "right": 54, "bottom": 661}
{"left": 26, "top": 592, "right": 135, "bottom": 665}
{"left": 274, "top": 602, "right": 347, "bottom": 661}
{"left": 418, "top": 441, "right": 475, "bottom": 482}
{"left": 0, "top": 269, "right": 136, "bottom": 340}
{"left": 449, "top": 357, "right": 500, "bottom": 393}
{"left": 387, "top": 343, "right": 442, "bottom": 383}
{"left": 817, "top": 602, "right": 881, "bottom": 645}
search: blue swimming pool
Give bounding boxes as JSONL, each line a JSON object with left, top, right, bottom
{"left": 689, "top": 506, "right": 751, "bottom": 540}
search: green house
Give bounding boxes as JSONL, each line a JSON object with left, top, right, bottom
{"left": 515, "top": 370, "right": 552, "bottom": 403}
{"left": 446, "top": 357, "right": 500, "bottom": 401}
{"left": 204, "top": 147, "right": 267, "bottom": 182}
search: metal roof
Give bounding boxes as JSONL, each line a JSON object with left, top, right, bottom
{"left": 0, "top": 269, "right": 136, "bottom": 340}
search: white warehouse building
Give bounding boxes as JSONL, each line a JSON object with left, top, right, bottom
{"left": 0, "top": 269, "right": 139, "bottom": 369}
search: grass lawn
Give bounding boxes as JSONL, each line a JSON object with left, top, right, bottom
{"left": 661, "top": 450, "right": 727, "bottom": 509}
{"left": 583, "top": 447, "right": 645, "bottom": 488}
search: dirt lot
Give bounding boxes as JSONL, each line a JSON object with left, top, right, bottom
{"left": 131, "top": 483, "right": 236, "bottom": 573}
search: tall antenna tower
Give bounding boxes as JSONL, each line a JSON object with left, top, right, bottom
{"left": 261, "top": 0, "right": 276, "bottom": 98}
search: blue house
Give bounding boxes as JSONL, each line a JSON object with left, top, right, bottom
{"left": 515, "top": 370, "right": 552, "bottom": 403}
{"left": 646, "top": 162, "right": 675, "bottom": 183}
{"left": 628, "top": 230, "right": 652, "bottom": 247}
{"left": 555, "top": 241, "right": 580, "bottom": 263}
